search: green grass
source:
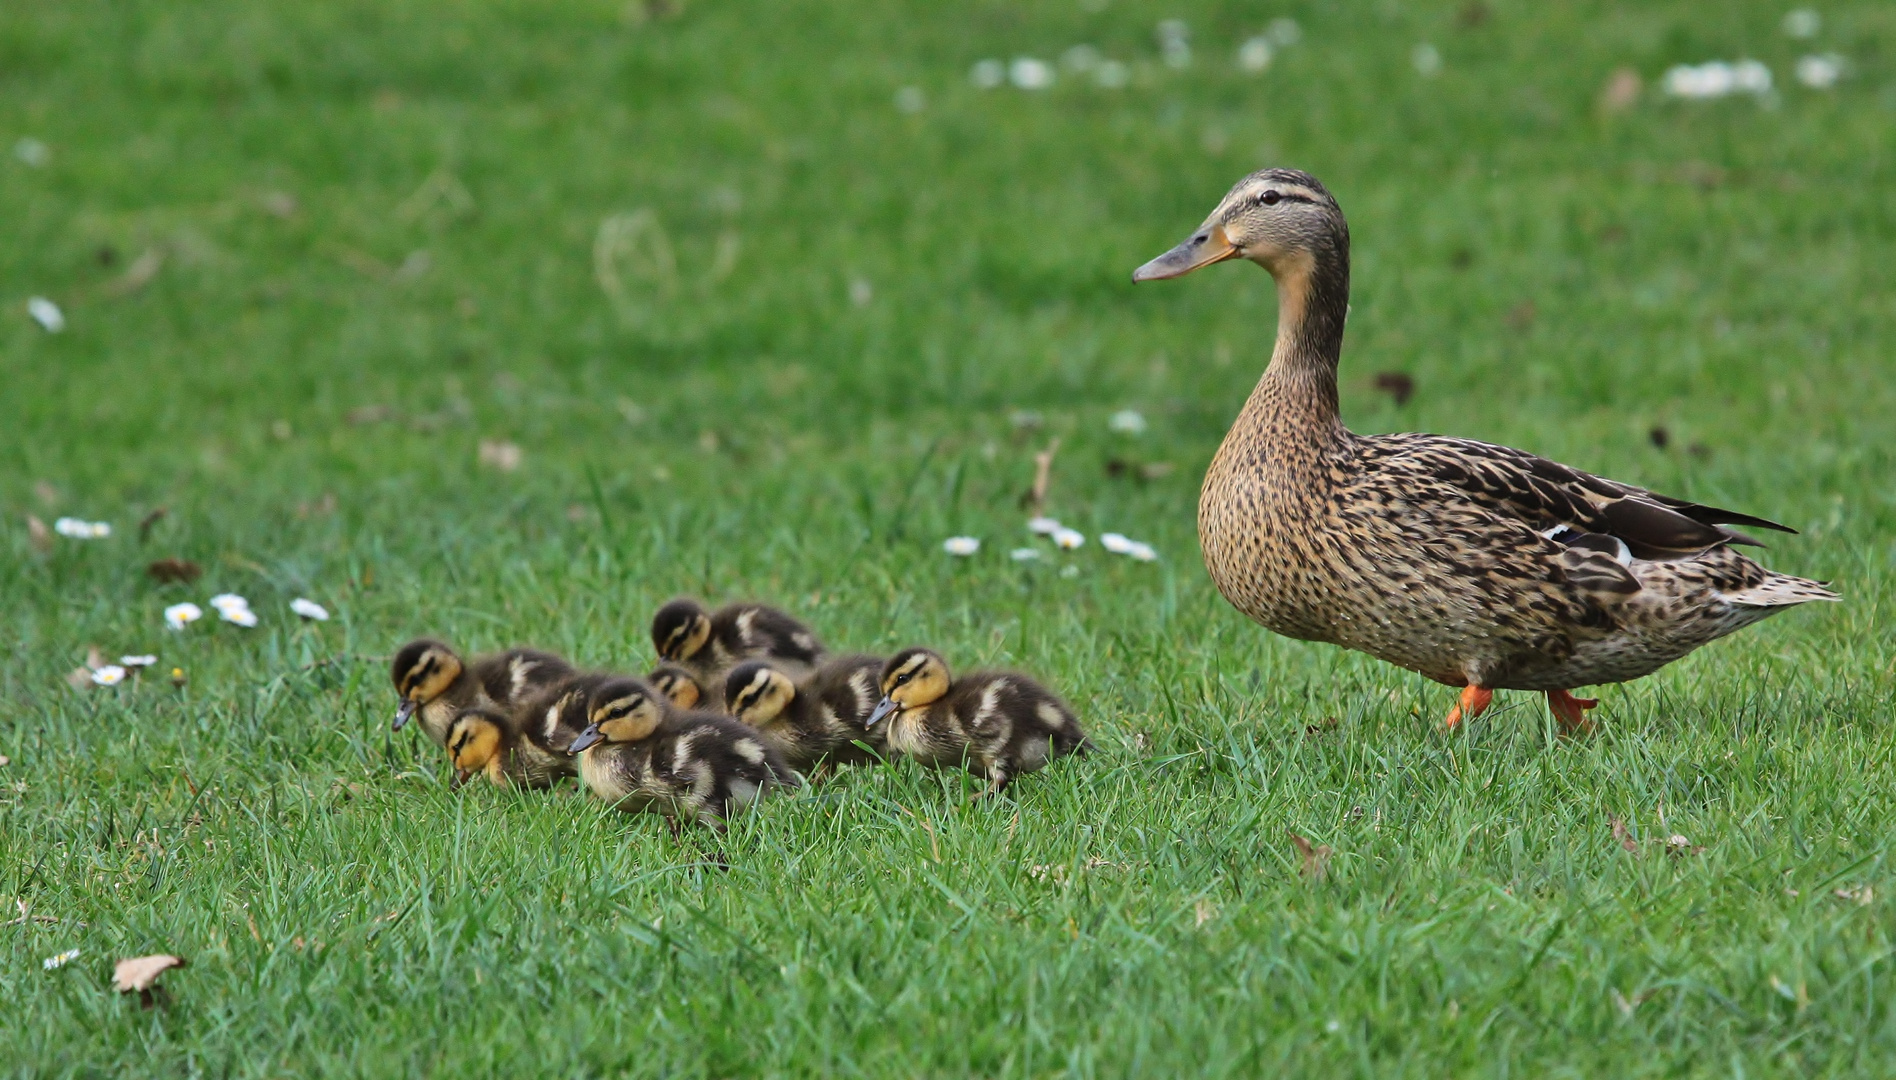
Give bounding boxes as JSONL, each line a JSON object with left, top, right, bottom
{"left": 4, "top": 0, "right": 1896, "bottom": 1074}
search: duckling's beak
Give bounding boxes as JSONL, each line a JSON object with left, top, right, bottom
{"left": 392, "top": 699, "right": 417, "bottom": 731}
{"left": 568, "top": 724, "right": 604, "bottom": 753}
{"left": 450, "top": 768, "right": 471, "bottom": 791}
{"left": 1132, "top": 224, "right": 1239, "bottom": 282}
{"left": 866, "top": 697, "right": 898, "bottom": 728}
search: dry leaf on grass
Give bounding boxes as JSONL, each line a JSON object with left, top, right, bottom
{"left": 1287, "top": 830, "right": 1332, "bottom": 882}
{"left": 1834, "top": 884, "right": 1875, "bottom": 906}
{"left": 477, "top": 439, "right": 522, "bottom": 471}
{"left": 147, "top": 558, "right": 202, "bottom": 584}
{"left": 27, "top": 515, "right": 53, "bottom": 554}
{"left": 114, "top": 953, "right": 186, "bottom": 1007}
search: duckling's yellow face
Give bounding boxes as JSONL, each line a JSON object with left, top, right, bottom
{"left": 867, "top": 649, "right": 950, "bottom": 727}
{"left": 726, "top": 665, "right": 795, "bottom": 725}
{"left": 569, "top": 683, "right": 663, "bottom": 752}
{"left": 1133, "top": 168, "right": 1343, "bottom": 282}
{"left": 656, "top": 611, "right": 711, "bottom": 663}
{"left": 650, "top": 666, "right": 702, "bottom": 710}
{"left": 445, "top": 713, "right": 502, "bottom": 789}
{"left": 390, "top": 642, "right": 464, "bottom": 730}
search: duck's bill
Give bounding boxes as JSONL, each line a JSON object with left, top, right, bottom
{"left": 450, "top": 768, "right": 471, "bottom": 791}
{"left": 392, "top": 699, "right": 417, "bottom": 731}
{"left": 1132, "top": 225, "right": 1239, "bottom": 282}
{"left": 866, "top": 698, "right": 897, "bottom": 728}
{"left": 567, "top": 724, "right": 604, "bottom": 753}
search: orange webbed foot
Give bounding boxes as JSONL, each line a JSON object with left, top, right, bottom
{"left": 1546, "top": 689, "right": 1599, "bottom": 734}
{"left": 1444, "top": 685, "right": 1493, "bottom": 731}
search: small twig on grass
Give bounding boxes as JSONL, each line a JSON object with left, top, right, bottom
{"left": 1021, "top": 437, "right": 1063, "bottom": 514}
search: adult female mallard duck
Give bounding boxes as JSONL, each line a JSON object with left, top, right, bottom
{"left": 1133, "top": 169, "right": 1837, "bottom": 731}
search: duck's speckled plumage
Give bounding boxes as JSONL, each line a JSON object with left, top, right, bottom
{"left": 724, "top": 654, "right": 886, "bottom": 772}
{"left": 1138, "top": 169, "right": 1837, "bottom": 723}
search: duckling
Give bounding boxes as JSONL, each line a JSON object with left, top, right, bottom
{"left": 389, "top": 639, "right": 575, "bottom": 749}
{"left": 568, "top": 677, "right": 796, "bottom": 829}
{"left": 724, "top": 655, "right": 886, "bottom": 773}
{"left": 866, "top": 648, "right": 1089, "bottom": 796}
{"left": 507, "top": 670, "right": 618, "bottom": 777}
{"left": 442, "top": 707, "right": 572, "bottom": 790}
{"left": 650, "top": 598, "right": 825, "bottom": 690}
{"left": 648, "top": 663, "right": 707, "bottom": 711}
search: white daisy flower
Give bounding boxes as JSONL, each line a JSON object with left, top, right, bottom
{"left": 164, "top": 603, "right": 203, "bottom": 630}
{"left": 894, "top": 86, "right": 926, "bottom": 113}
{"left": 42, "top": 948, "right": 80, "bottom": 971}
{"left": 208, "top": 593, "right": 250, "bottom": 613}
{"left": 1782, "top": 8, "right": 1819, "bottom": 38}
{"left": 220, "top": 606, "right": 259, "bottom": 628}
{"left": 91, "top": 665, "right": 127, "bottom": 687}
{"left": 1108, "top": 409, "right": 1147, "bottom": 434}
{"left": 1126, "top": 541, "right": 1159, "bottom": 562}
{"left": 1010, "top": 547, "right": 1042, "bottom": 561}
{"left": 1238, "top": 37, "right": 1273, "bottom": 73}
{"left": 120, "top": 655, "right": 158, "bottom": 668}
{"left": 27, "top": 297, "right": 65, "bottom": 333}
{"left": 1731, "top": 59, "right": 1772, "bottom": 93}
{"left": 970, "top": 59, "right": 1005, "bottom": 89}
{"left": 1796, "top": 53, "right": 1843, "bottom": 89}
{"left": 1412, "top": 43, "right": 1442, "bottom": 77}
{"left": 290, "top": 597, "right": 330, "bottom": 621}
{"left": 1009, "top": 57, "right": 1054, "bottom": 90}
{"left": 54, "top": 517, "right": 107, "bottom": 539}
{"left": 1028, "top": 516, "right": 1063, "bottom": 535}
{"left": 1100, "top": 532, "right": 1135, "bottom": 554}
{"left": 942, "top": 536, "right": 980, "bottom": 556}
{"left": 1052, "top": 528, "right": 1085, "bottom": 550}
{"left": 1664, "top": 60, "right": 1773, "bottom": 99}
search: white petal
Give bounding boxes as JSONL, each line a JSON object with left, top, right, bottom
{"left": 120, "top": 655, "right": 157, "bottom": 667}
{"left": 1009, "top": 548, "right": 1042, "bottom": 561}
{"left": 1107, "top": 409, "right": 1147, "bottom": 434}
{"left": 942, "top": 536, "right": 980, "bottom": 556}
{"left": 89, "top": 522, "right": 111, "bottom": 538}
{"left": 91, "top": 666, "right": 127, "bottom": 686}
{"left": 208, "top": 593, "right": 249, "bottom": 611}
{"left": 1127, "top": 542, "right": 1159, "bottom": 562}
{"left": 54, "top": 517, "right": 91, "bottom": 538}
{"left": 1052, "top": 528, "right": 1085, "bottom": 550}
{"left": 1009, "top": 57, "right": 1054, "bottom": 90}
{"left": 1099, "top": 532, "right": 1135, "bottom": 554}
{"left": 164, "top": 602, "right": 203, "bottom": 630}
{"left": 970, "top": 59, "right": 1004, "bottom": 89}
{"left": 221, "top": 606, "right": 259, "bottom": 627}
{"left": 1027, "top": 516, "right": 1063, "bottom": 535}
{"left": 27, "top": 297, "right": 65, "bottom": 333}
{"left": 290, "top": 598, "right": 330, "bottom": 621}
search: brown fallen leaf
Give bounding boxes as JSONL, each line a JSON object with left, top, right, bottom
{"left": 1834, "top": 884, "right": 1875, "bottom": 906}
{"left": 33, "top": 480, "right": 59, "bottom": 507}
{"left": 1373, "top": 372, "right": 1415, "bottom": 406}
{"left": 114, "top": 953, "right": 186, "bottom": 1007}
{"left": 1287, "top": 830, "right": 1332, "bottom": 882}
{"left": 147, "top": 558, "right": 202, "bottom": 584}
{"left": 1610, "top": 814, "right": 1639, "bottom": 853}
{"left": 27, "top": 515, "right": 53, "bottom": 554}
{"left": 101, "top": 248, "right": 165, "bottom": 299}
{"left": 1664, "top": 834, "right": 1704, "bottom": 857}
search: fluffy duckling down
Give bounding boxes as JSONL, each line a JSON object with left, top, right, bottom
{"left": 867, "top": 648, "right": 1089, "bottom": 796}
{"left": 724, "top": 655, "right": 886, "bottom": 774}
{"left": 650, "top": 598, "right": 825, "bottom": 690}
{"left": 389, "top": 639, "right": 574, "bottom": 750}
{"left": 569, "top": 677, "right": 797, "bottom": 829}
{"left": 647, "top": 663, "right": 706, "bottom": 710}
{"left": 443, "top": 707, "right": 573, "bottom": 790}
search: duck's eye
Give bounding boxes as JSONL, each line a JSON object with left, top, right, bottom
{"left": 1258, "top": 190, "right": 1281, "bottom": 207}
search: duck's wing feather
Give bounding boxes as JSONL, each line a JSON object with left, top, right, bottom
{"left": 1356, "top": 434, "right": 1791, "bottom": 561}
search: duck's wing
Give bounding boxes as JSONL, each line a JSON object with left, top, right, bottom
{"left": 1356, "top": 434, "right": 1792, "bottom": 562}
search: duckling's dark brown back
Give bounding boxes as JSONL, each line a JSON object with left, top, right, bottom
{"left": 801, "top": 654, "right": 888, "bottom": 757}
{"left": 471, "top": 649, "right": 576, "bottom": 713}
{"left": 649, "top": 708, "right": 798, "bottom": 818}
{"left": 948, "top": 670, "right": 1091, "bottom": 770}
{"left": 710, "top": 604, "right": 825, "bottom": 674}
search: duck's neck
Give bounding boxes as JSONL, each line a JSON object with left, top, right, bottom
{"left": 1230, "top": 248, "right": 1349, "bottom": 462}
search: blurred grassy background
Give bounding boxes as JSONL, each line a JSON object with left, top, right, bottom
{"left": 3, "top": 1, "right": 1894, "bottom": 1074}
